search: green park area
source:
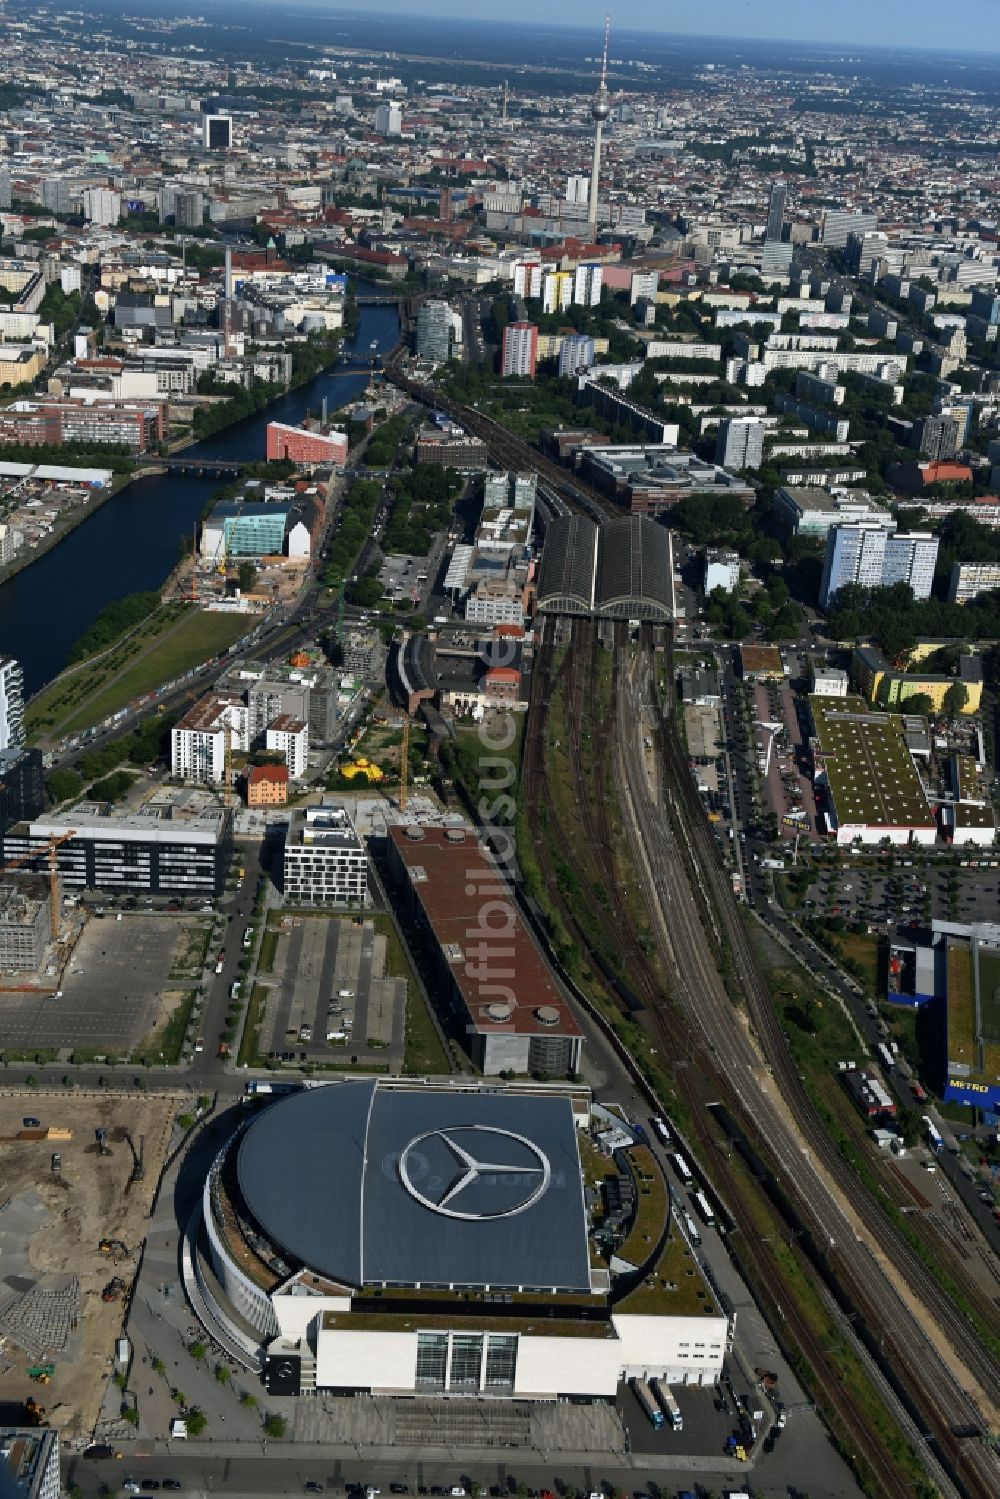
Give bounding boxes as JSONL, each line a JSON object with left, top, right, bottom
{"left": 27, "top": 603, "right": 249, "bottom": 745}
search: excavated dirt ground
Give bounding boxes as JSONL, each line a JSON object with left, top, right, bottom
{"left": 0, "top": 1090, "right": 177, "bottom": 1438}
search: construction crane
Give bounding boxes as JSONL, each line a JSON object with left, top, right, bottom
{"left": 1, "top": 831, "right": 77, "bottom": 941}
{"left": 399, "top": 712, "right": 411, "bottom": 812}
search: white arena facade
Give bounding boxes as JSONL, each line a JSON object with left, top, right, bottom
{"left": 190, "top": 1078, "right": 729, "bottom": 1401}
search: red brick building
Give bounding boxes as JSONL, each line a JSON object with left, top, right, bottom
{"left": 266, "top": 422, "right": 348, "bottom": 466}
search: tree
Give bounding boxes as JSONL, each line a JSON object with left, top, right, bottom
{"left": 942, "top": 680, "right": 969, "bottom": 717}
{"left": 186, "top": 1409, "right": 208, "bottom": 1436}
{"left": 263, "top": 1413, "right": 287, "bottom": 1439}
{"left": 239, "top": 1390, "right": 258, "bottom": 1408}
{"left": 188, "top": 1340, "right": 207, "bottom": 1361}
{"left": 214, "top": 1363, "right": 231, "bottom": 1384}
{"left": 152, "top": 1357, "right": 165, "bottom": 1375}
{"left": 899, "top": 692, "right": 934, "bottom": 716}
{"left": 46, "top": 768, "right": 83, "bottom": 804}
{"left": 121, "top": 1407, "right": 139, "bottom": 1427}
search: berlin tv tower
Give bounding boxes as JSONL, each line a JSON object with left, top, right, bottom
{"left": 587, "top": 15, "right": 611, "bottom": 241}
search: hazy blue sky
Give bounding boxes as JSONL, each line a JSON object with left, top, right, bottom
{"left": 311, "top": 0, "right": 1000, "bottom": 50}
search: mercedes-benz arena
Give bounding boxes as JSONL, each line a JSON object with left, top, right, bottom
{"left": 191, "top": 1079, "right": 728, "bottom": 1400}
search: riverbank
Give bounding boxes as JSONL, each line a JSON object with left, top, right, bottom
{"left": 0, "top": 293, "right": 402, "bottom": 698}
{"left": 0, "top": 468, "right": 135, "bottom": 590}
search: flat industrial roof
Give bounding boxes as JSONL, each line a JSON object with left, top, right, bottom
{"left": 810, "top": 694, "right": 934, "bottom": 831}
{"left": 237, "top": 1080, "right": 592, "bottom": 1292}
{"left": 389, "top": 825, "right": 582, "bottom": 1039}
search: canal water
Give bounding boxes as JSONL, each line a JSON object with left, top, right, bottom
{"left": 0, "top": 287, "right": 401, "bottom": 698}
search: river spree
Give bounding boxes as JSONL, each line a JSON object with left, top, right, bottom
{"left": 0, "top": 292, "right": 401, "bottom": 698}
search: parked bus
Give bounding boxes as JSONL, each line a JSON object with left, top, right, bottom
{"left": 923, "top": 1114, "right": 944, "bottom": 1155}
{"left": 652, "top": 1117, "right": 672, "bottom": 1147}
{"left": 650, "top": 1378, "right": 683, "bottom": 1431}
{"left": 631, "top": 1378, "right": 664, "bottom": 1430}
{"left": 683, "top": 1211, "right": 702, "bottom": 1247}
{"left": 673, "top": 1152, "right": 694, "bottom": 1187}
{"left": 877, "top": 1042, "right": 896, "bottom": 1073}
{"left": 693, "top": 1190, "right": 716, "bottom": 1227}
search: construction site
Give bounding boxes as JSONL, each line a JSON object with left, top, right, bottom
{"left": 0, "top": 1090, "right": 178, "bottom": 1438}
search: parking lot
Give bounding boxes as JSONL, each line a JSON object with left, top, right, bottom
{"left": 798, "top": 865, "right": 1000, "bottom": 930}
{"left": 259, "top": 914, "right": 406, "bottom": 1067}
{"left": 0, "top": 914, "right": 205, "bottom": 1056}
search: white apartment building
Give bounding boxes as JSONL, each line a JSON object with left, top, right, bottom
{"left": 704, "top": 549, "right": 741, "bottom": 595}
{"left": 82, "top": 187, "right": 121, "bottom": 226}
{"left": 948, "top": 561, "right": 1000, "bottom": 604}
{"left": 282, "top": 804, "right": 368, "bottom": 907}
{"left": 811, "top": 666, "right": 849, "bottom": 697}
{"left": 171, "top": 693, "right": 248, "bottom": 785}
{"left": 512, "top": 258, "right": 542, "bottom": 299}
{"left": 819, "top": 526, "right": 938, "bottom": 609}
{"left": 0, "top": 656, "right": 25, "bottom": 753}
{"left": 265, "top": 714, "right": 309, "bottom": 781}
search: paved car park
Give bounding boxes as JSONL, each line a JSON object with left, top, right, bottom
{"left": 259, "top": 915, "right": 406, "bottom": 1067}
{"left": 0, "top": 915, "right": 198, "bottom": 1053}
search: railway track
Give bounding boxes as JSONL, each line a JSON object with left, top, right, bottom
{"left": 521, "top": 618, "right": 956, "bottom": 1499}
{"left": 635, "top": 623, "right": 1000, "bottom": 1497}
{"left": 383, "top": 366, "right": 618, "bottom": 521}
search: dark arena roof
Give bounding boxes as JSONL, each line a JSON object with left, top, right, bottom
{"left": 536, "top": 514, "right": 672, "bottom": 621}
{"left": 236, "top": 1081, "right": 592, "bottom": 1293}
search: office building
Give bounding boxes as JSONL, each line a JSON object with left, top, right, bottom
{"left": 715, "top": 417, "right": 764, "bottom": 472}
{"left": 265, "top": 714, "right": 309, "bottom": 781}
{"left": 566, "top": 174, "right": 590, "bottom": 205}
{"left": 414, "top": 426, "right": 487, "bottom": 470}
{"left": 948, "top": 561, "right": 1000, "bottom": 605}
{"left": 203, "top": 114, "right": 233, "bottom": 150}
{"left": 415, "top": 299, "right": 453, "bottom": 363}
{"left": 819, "top": 525, "right": 939, "bottom": 609}
{"left": 0, "top": 656, "right": 24, "bottom": 754}
{"left": 0, "top": 1428, "right": 59, "bottom": 1499}
{"left": 0, "top": 747, "right": 44, "bottom": 835}
{"left": 704, "top": 549, "right": 740, "bottom": 595}
{"left": 820, "top": 209, "right": 879, "bottom": 249}
{"left": 501, "top": 321, "right": 538, "bottom": 379}
{"left": 761, "top": 241, "right": 793, "bottom": 278}
{"left": 512, "top": 259, "right": 542, "bottom": 299}
{"left": 265, "top": 422, "right": 347, "bottom": 466}
{"left": 282, "top": 803, "right": 368, "bottom": 906}
{"left": 82, "top": 187, "right": 121, "bottom": 226}
{"left": 200, "top": 502, "right": 290, "bottom": 560}
{"left": 4, "top": 796, "right": 234, "bottom": 898}
{"left": 573, "top": 263, "right": 603, "bottom": 306}
{"left": 41, "top": 178, "right": 73, "bottom": 215}
{"left": 765, "top": 179, "right": 787, "bottom": 243}
{"left": 918, "top": 414, "right": 960, "bottom": 461}
{"left": 374, "top": 102, "right": 402, "bottom": 136}
{"left": 773, "top": 485, "right": 891, "bottom": 537}
{"left": 174, "top": 190, "right": 204, "bottom": 229}
{"left": 0, "top": 881, "right": 49, "bottom": 970}
{"left": 171, "top": 693, "right": 248, "bottom": 785}
{"left": 0, "top": 398, "right": 165, "bottom": 453}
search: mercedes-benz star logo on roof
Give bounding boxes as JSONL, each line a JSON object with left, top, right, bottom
{"left": 398, "top": 1126, "right": 551, "bottom": 1221}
